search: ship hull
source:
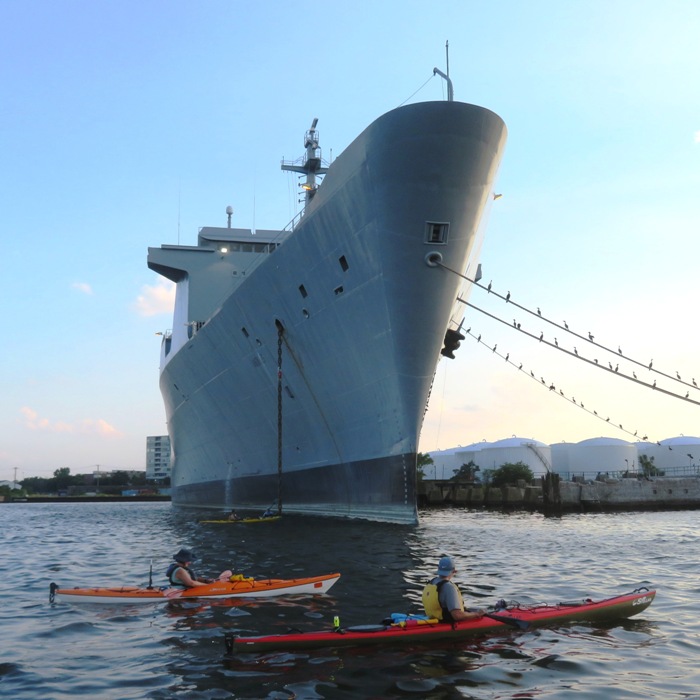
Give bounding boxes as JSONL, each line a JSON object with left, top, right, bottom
{"left": 150, "top": 100, "right": 507, "bottom": 524}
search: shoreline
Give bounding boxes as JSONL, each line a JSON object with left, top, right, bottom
{"left": 3, "top": 495, "right": 171, "bottom": 504}
{"left": 8, "top": 478, "right": 700, "bottom": 514}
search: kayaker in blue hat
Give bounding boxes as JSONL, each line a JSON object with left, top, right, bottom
{"left": 166, "top": 549, "right": 231, "bottom": 588}
{"left": 422, "top": 555, "right": 485, "bottom": 622}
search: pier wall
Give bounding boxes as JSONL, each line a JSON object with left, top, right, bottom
{"left": 419, "top": 476, "right": 700, "bottom": 512}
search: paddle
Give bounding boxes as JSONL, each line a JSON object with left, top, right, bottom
{"left": 484, "top": 613, "right": 529, "bottom": 630}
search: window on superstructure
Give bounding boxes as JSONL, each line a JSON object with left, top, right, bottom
{"left": 339, "top": 255, "right": 349, "bottom": 271}
{"left": 299, "top": 285, "right": 308, "bottom": 298}
{"left": 425, "top": 222, "right": 449, "bottom": 244}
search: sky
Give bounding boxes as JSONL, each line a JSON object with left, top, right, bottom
{"left": 1, "top": 1, "right": 699, "bottom": 481}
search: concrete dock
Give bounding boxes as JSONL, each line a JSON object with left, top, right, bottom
{"left": 419, "top": 474, "right": 700, "bottom": 513}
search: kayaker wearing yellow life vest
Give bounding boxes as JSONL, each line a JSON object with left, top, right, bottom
{"left": 422, "top": 556, "right": 486, "bottom": 622}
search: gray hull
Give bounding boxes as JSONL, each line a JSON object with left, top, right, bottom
{"left": 149, "top": 100, "right": 507, "bottom": 524}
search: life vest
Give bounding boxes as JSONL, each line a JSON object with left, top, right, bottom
{"left": 422, "top": 579, "right": 464, "bottom": 622}
{"left": 166, "top": 562, "right": 197, "bottom": 587}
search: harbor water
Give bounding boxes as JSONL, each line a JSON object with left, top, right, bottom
{"left": 2, "top": 502, "right": 698, "bottom": 699}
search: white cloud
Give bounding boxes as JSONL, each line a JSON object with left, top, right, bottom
{"left": 71, "top": 282, "right": 93, "bottom": 295}
{"left": 20, "top": 406, "right": 121, "bottom": 437}
{"left": 134, "top": 279, "right": 175, "bottom": 317}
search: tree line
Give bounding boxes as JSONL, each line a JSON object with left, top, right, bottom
{"left": 6, "top": 467, "right": 170, "bottom": 498}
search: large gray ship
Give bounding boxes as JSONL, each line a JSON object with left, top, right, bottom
{"left": 148, "top": 88, "right": 506, "bottom": 524}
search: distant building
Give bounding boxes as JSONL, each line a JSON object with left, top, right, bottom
{"left": 146, "top": 435, "right": 171, "bottom": 481}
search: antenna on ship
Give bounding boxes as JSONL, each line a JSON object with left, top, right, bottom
{"left": 226, "top": 205, "right": 233, "bottom": 228}
{"left": 433, "top": 39, "right": 454, "bottom": 101}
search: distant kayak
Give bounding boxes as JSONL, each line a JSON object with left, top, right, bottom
{"left": 225, "top": 587, "right": 655, "bottom": 653}
{"left": 200, "top": 516, "right": 281, "bottom": 524}
{"left": 50, "top": 572, "right": 339, "bottom": 604}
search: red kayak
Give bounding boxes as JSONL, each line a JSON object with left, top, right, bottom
{"left": 225, "top": 587, "right": 655, "bottom": 654}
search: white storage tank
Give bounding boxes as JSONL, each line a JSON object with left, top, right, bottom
{"left": 550, "top": 442, "right": 573, "bottom": 478}
{"left": 427, "top": 443, "right": 491, "bottom": 479}
{"left": 454, "top": 441, "right": 490, "bottom": 471}
{"left": 637, "top": 436, "right": 700, "bottom": 473}
{"left": 569, "top": 437, "right": 636, "bottom": 477}
{"left": 475, "top": 437, "right": 551, "bottom": 477}
{"left": 426, "top": 447, "right": 461, "bottom": 480}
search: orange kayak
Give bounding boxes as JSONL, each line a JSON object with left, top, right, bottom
{"left": 49, "top": 572, "right": 340, "bottom": 604}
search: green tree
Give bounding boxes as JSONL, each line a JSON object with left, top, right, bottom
{"left": 53, "top": 467, "right": 75, "bottom": 491}
{"left": 21, "top": 476, "right": 51, "bottom": 494}
{"left": 417, "top": 452, "right": 434, "bottom": 481}
{"left": 451, "top": 460, "right": 479, "bottom": 482}
{"left": 488, "top": 461, "right": 534, "bottom": 488}
{"left": 110, "top": 471, "right": 130, "bottom": 486}
{"left": 638, "top": 454, "right": 664, "bottom": 477}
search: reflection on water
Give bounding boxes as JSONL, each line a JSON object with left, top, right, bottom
{"left": 1, "top": 502, "right": 699, "bottom": 698}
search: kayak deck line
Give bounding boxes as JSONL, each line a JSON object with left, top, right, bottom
{"left": 224, "top": 587, "right": 656, "bottom": 654}
{"left": 49, "top": 572, "right": 340, "bottom": 604}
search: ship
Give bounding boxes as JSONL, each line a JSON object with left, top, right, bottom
{"left": 147, "top": 77, "right": 507, "bottom": 524}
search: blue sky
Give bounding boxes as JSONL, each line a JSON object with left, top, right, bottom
{"left": 2, "top": 1, "right": 699, "bottom": 480}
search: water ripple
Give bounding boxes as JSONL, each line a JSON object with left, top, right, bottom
{"left": 2, "top": 503, "right": 699, "bottom": 698}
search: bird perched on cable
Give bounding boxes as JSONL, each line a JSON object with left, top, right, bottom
{"left": 506, "top": 291, "right": 511, "bottom": 302}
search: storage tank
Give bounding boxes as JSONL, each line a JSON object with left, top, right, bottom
{"left": 475, "top": 437, "right": 551, "bottom": 476}
{"left": 637, "top": 436, "right": 700, "bottom": 473}
{"left": 569, "top": 437, "right": 636, "bottom": 477}
{"left": 427, "top": 442, "right": 491, "bottom": 479}
{"left": 426, "top": 447, "right": 461, "bottom": 480}
{"left": 550, "top": 442, "right": 573, "bottom": 478}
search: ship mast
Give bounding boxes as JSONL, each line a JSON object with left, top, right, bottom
{"left": 433, "top": 39, "right": 454, "bottom": 101}
{"left": 281, "top": 118, "right": 329, "bottom": 205}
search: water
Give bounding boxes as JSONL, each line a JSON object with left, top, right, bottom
{"left": 2, "top": 502, "right": 698, "bottom": 699}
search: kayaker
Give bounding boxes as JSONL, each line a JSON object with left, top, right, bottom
{"left": 227, "top": 510, "right": 241, "bottom": 521}
{"left": 167, "top": 548, "right": 217, "bottom": 588}
{"left": 422, "top": 556, "right": 485, "bottom": 622}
